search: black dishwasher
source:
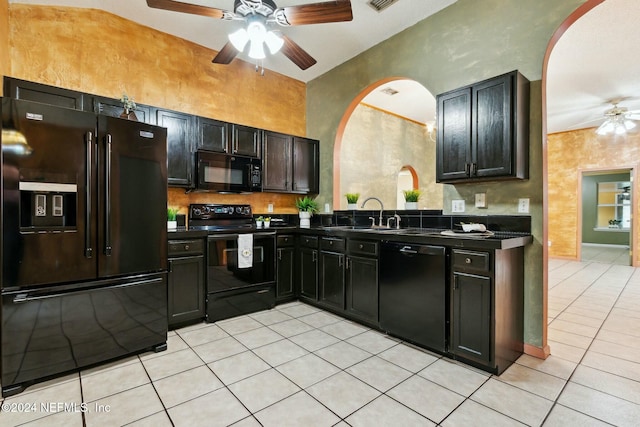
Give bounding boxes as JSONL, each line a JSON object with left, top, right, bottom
{"left": 380, "top": 242, "right": 447, "bottom": 352}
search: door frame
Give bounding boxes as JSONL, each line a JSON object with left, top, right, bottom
{"left": 577, "top": 166, "right": 637, "bottom": 266}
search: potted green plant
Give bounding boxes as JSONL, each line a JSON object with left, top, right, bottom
{"left": 345, "top": 193, "right": 360, "bottom": 210}
{"left": 403, "top": 189, "right": 421, "bottom": 210}
{"left": 167, "top": 207, "right": 179, "bottom": 229}
{"left": 263, "top": 216, "right": 271, "bottom": 228}
{"left": 119, "top": 93, "right": 138, "bottom": 121}
{"left": 295, "top": 196, "right": 318, "bottom": 228}
{"left": 255, "top": 215, "right": 264, "bottom": 228}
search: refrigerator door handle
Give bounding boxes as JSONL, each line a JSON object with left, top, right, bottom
{"left": 11, "top": 277, "right": 164, "bottom": 303}
{"left": 85, "top": 131, "right": 93, "bottom": 258}
{"left": 105, "top": 134, "right": 112, "bottom": 256}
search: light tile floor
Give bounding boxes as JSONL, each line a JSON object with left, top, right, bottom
{"left": 2, "top": 255, "right": 640, "bottom": 426}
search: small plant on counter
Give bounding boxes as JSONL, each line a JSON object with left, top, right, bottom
{"left": 295, "top": 196, "right": 319, "bottom": 214}
{"left": 256, "top": 216, "right": 265, "bottom": 222}
{"left": 345, "top": 193, "right": 360, "bottom": 204}
{"left": 403, "top": 189, "right": 422, "bottom": 202}
{"left": 167, "top": 207, "right": 179, "bottom": 221}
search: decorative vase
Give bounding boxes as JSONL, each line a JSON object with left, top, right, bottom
{"left": 264, "top": 220, "right": 271, "bottom": 228}
{"left": 405, "top": 202, "right": 418, "bottom": 210}
{"left": 299, "top": 211, "right": 311, "bottom": 228}
{"left": 347, "top": 203, "right": 358, "bottom": 210}
{"left": 120, "top": 108, "right": 138, "bottom": 121}
{"left": 167, "top": 220, "right": 177, "bottom": 230}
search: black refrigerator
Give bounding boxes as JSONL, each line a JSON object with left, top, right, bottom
{"left": 0, "top": 98, "right": 169, "bottom": 397}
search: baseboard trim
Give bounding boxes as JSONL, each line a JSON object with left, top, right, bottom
{"left": 524, "top": 343, "right": 551, "bottom": 359}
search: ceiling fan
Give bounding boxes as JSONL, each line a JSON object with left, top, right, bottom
{"left": 596, "top": 102, "right": 640, "bottom": 135}
{"left": 146, "top": 0, "right": 353, "bottom": 70}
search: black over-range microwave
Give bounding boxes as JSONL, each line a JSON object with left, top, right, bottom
{"left": 195, "top": 150, "right": 262, "bottom": 193}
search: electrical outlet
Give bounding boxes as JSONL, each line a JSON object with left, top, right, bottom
{"left": 475, "top": 193, "right": 486, "bottom": 208}
{"left": 452, "top": 199, "right": 465, "bottom": 213}
{"left": 267, "top": 203, "right": 274, "bottom": 213}
{"left": 518, "top": 198, "right": 530, "bottom": 213}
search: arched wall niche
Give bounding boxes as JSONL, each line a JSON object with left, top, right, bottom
{"left": 333, "top": 78, "right": 443, "bottom": 211}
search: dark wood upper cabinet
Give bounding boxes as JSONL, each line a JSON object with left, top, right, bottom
{"left": 263, "top": 131, "right": 292, "bottom": 192}
{"left": 263, "top": 131, "right": 319, "bottom": 194}
{"left": 232, "top": 124, "right": 261, "bottom": 157}
{"left": 197, "top": 116, "right": 229, "bottom": 153}
{"left": 157, "top": 109, "right": 195, "bottom": 187}
{"left": 293, "top": 137, "right": 319, "bottom": 194}
{"left": 436, "top": 70, "right": 529, "bottom": 183}
{"left": 4, "top": 77, "right": 87, "bottom": 111}
{"left": 92, "top": 95, "right": 154, "bottom": 125}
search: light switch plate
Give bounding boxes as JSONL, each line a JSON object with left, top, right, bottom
{"left": 452, "top": 199, "right": 465, "bottom": 213}
{"left": 475, "top": 193, "right": 486, "bottom": 208}
{"left": 267, "top": 203, "right": 274, "bottom": 213}
{"left": 518, "top": 198, "right": 530, "bottom": 213}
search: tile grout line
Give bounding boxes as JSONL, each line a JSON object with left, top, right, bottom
{"left": 540, "top": 262, "right": 638, "bottom": 425}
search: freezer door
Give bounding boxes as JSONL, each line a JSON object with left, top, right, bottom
{"left": 1, "top": 274, "right": 167, "bottom": 396}
{"left": 97, "top": 116, "right": 168, "bottom": 277}
{"left": 1, "top": 98, "right": 98, "bottom": 288}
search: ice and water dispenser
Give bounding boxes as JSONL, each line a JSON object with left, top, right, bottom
{"left": 19, "top": 172, "right": 77, "bottom": 230}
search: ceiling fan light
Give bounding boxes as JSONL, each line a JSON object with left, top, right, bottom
{"left": 624, "top": 119, "right": 636, "bottom": 130}
{"left": 615, "top": 124, "right": 626, "bottom": 135}
{"left": 229, "top": 28, "right": 249, "bottom": 51}
{"left": 265, "top": 31, "right": 284, "bottom": 54}
{"left": 247, "top": 21, "right": 267, "bottom": 45}
{"left": 248, "top": 40, "right": 266, "bottom": 59}
{"left": 596, "top": 121, "right": 614, "bottom": 135}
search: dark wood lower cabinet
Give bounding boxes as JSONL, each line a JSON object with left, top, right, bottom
{"left": 299, "top": 248, "right": 318, "bottom": 301}
{"left": 319, "top": 251, "right": 345, "bottom": 311}
{"left": 450, "top": 247, "right": 524, "bottom": 375}
{"left": 168, "top": 239, "right": 205, "bottom": 328}
{"left": 276, "top": 235, "right": 296, "bottom": 302}
{"left": 451, "top": 272, "right": 491, "bottom": 364}
{"left": 345, "top": 255, "right": 379, "bottom": 325}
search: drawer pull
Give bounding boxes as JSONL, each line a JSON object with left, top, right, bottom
{"left": 185, "top": 244, "right": 190, "bottom": 250}
{"left": 359, "top": 244, "right": 364, "bottom": 249}
{"left": 329, "top": 241, "right": 333, "bottom": 245}
{"left": 465, "top": 258, "right": 472, "bottom": 264}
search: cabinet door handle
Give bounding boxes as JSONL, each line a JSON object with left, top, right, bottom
{"left": 465, "top": 258, "right": 472, "bottom": 264}
{"left": 84, "top": 131, "right": 93, "bottom": 258}
{"left": 338, "top": 255, "right": 343, "bottom": 267}
{"left": 454, "top": 275, "right": 458, "bottom": 290}
{"left": 278, "top": 248, "right": 282, "bottom": 261}
{"left": 312, "top": 250, "right": 317, "bottom": 262}
{"left": 465, "top": 163, "right": 471, "bottom": 176}
{"left": 471, "top": 162, "right": 477, "bottom": 176}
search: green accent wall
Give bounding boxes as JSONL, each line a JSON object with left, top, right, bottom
{"left": 306, "top": 0, "right": 587, "bottom": 348}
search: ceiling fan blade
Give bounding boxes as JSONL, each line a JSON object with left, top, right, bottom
{"left": 627, "top": 113, "right": 640, "bottom": 120}
{"left": 278, "top": 34, "right": 317, "bottom": 70}
{"left": 277, "top": 0, "right": 353, "bottom": 26}
{"left": 212, "top": 42, "right": 240, "bottom": 65}
{"left": 146, "top": 0, "right": 230, "bottom": 19}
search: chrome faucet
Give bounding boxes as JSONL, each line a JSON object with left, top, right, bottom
{"left": 361, "top": 197, "right": 384, "bottom": 227}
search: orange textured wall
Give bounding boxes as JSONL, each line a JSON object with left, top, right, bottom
{"left": 7, "top": 5, "right": 307, "bottom": 214}
{"left": 547, "top": 128, "right": 640, "bottom": 265}
{"left": 0, "top": 0, "right": 9, "bottom": 92}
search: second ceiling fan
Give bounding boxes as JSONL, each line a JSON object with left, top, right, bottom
{"left": 146, "top": 0, "right": 353, "bottom": 70}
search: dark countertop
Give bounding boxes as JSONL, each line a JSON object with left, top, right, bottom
{"left": 168, "top": 225, "right": 532, "bottom": 250}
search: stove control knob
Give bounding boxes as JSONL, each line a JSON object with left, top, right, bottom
{"left": 236, "top": 207, "right": 242, "bottom": 213}
{"left": 193, "top": 208, "right": 201, "bottom": 216}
